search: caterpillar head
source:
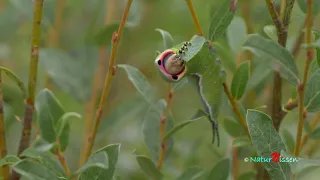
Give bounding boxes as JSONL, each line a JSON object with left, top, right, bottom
{"left": 155, "top": 42, "right": 191, "bottom": 82}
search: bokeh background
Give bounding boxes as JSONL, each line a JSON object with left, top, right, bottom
{"left": 1, "top": 0, "right": 320, "bottom": 179}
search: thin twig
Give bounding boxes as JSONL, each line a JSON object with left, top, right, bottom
{"left": 157, "top": 84, "right": 172, "bottom": 170}
{"left": 185, "top": 0, "right": 203, "bottom": 36}
{"left": 82, "top": 0, "right": 133, "bottom": 163}
{"left": 223, "top": 83, "right": 249, "bottom": 134}
{"left": 55, "top": 146, "right": 71, "bottom": 176}
{"left": 0, "top": 72, "right": 9, "bottom": 180}
{"left": 12, "top": 0, "right": 44, "bottom": 179}
{"left": 294, "top": 0, "right": 313, "bottom": 157}
{"left": 232, "top": 147, "right": 239, "bottom": 180}
{"left": 80, "top": 0, "right": 116, "bottom": 166}
{"left": 300, "top": 113, "right": 320, "bottom": 150}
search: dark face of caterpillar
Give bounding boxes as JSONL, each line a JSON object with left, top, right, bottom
{"left": 155, "top": 50, "right": 187, "bottom": 82}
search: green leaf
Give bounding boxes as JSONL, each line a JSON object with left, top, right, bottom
{"left": 12, "top": 159, "right": 60, "bottom": 180}
{"left": 142, "top": 99, "right": 174, "bottom": 162}
{"left": 136, "top": 155, "right": 163, "bottom": 180}
{"left": 310, "top": 128, "right": 320, "bottom": 139}
{"left": 176, "top": 166, "right": 204, "bottom": 180}
{"left": 227, "top": 16, "right": 247, "bottom": 53}
{"left": 232, "top": 136, "right": 251, "bottom": 147}
{"left": 0, "top": 155, "right": 20, "bottom": 167}
{"left": 0, "top": 66, "right": 26, "bottom": 98}
{"left": 231, "top": 61, "right": 250, "bottom": 100}
{"left": 281, "top": 129, "right": 295, "bottom": 153}
{"left": 246, "top": 61, "right": 272, "bottom": 91}
{"left": 213, "top": 41, "right": 237, "bottom": 72}
{"left": 304, "top": 69, "right": 320, "bottom": 112}
{"left": 117, "top": 64, "right": 156, "bottom": 105}
{"left": 76, "top": 151, "right": 108, "bottom": 174}
{"left": 207, "top": 159, "right": 230, "bottom": 180}
{"left": 237, "top": 172, "right": 256, "bottom": 180}
{"left": 78, "top": 144, "right": 121, "bottom": 180}
{"left": 297, "top": 0, "right": 320, "bottom": 15}
{"left": 263, "top": 25, "right": 277, "bottom": 42}
{"left": 223, "top": 117, "right": 244, "bottom": 137}
{"left": 209, "top": 0, "right": 235, "bottom": 41}
{"left": 246, "top": 110, "right": 291, "bottom": 180}
{"left": 35, "top": 89, "right": 65, "bottom": 144}
{"left": 155, "top": 28, "right": 174, "bottom": 50}
{"left": 182, "top": 35, "right": 206, "bottom": 62}
{"left": 243, "top": 34, "right": 299, "bottom": 85}
{"left": 56, "top": 112, "right": 82, "bottom": 152}
{"left": 163, "top": 109, "right": 208, "bottom": 141}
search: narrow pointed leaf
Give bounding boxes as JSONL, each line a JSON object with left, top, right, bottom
{"left": 209, "top": 0, "right": 235, "bottom": 41}
{"left": 243, "top": 34, "right": 299, "bottom": 85}
{"left": 76, "top": 151, "right": 109, "bottom": 174}
{"left": 246, "top": 110, "right": 291, "bottom": 180}
{"left": 223, "top": 117, "right": 244, "bottom": 137}
{"left": 163, "top": 109, "right": 208, "bottom": 141}
{"left": 227, "top": 16, "right": 247, "bottom": 53}
{"left": 155, "top": 28, "right": 174, "bottom": 50}
{"left": 117, "top": 64, "right": 156, "bottom": 105}
{"left": 231, "top": 61, "right": 250, "bottom": 100}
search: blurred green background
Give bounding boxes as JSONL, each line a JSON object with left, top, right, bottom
{"left": 1, "top": 0, "right": 320, "bottom": 179}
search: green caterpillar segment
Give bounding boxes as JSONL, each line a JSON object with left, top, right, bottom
{"left": 155, "top": 35, "right": 225, "bottom": 146}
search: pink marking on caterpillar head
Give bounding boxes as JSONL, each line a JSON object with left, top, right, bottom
{"left": 155, "top": 49, "right": 187, "bottom": 82}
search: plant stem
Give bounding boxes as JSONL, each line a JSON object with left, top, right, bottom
{"left": 265, "top": 0, "right": 295, "bottom": 131}
{"left": 82, "top": 0, "right": 133, "bottom": 163}
{"left": 300, "top": 113, "right": 320, "bottom": 150}
{"left": 157, "top": 83, "right": 172, "bottom": 170}
{"left": 80, "top": 0, "right": 116, "bottom": 167}
{"left": 0, "top": 72, "right": 9, "bottom": 180}
{"left": 12, "top": 0, "right": 44, "bottom": 179}
{"left": 294, "top": 0, "right": 313, "bottom": 157}
{"left": 223, "top": 83, "right": 249, "bottom": 134}
{"left": 185, "top": 0, "right": 203, "bottom": 36}
{"left": 291, "top": 21, "right": 306, "bottom": 58}
{"left": 55, "top": 147, "right": 71, "bottom": 176}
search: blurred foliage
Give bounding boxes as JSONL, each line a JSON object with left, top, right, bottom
{"left": 0, "top": 0, "right": 320, "bottom": 179}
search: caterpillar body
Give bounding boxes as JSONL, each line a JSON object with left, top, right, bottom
{"left": 155, "top": 35, "right": 225, "bottom": 146}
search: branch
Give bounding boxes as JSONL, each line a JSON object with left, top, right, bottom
{"left": 12, "top": 0, "right": 44, "bottom": 179}
{"left": 55, "top": 145, "right": 71, "bottom": 176}
{"left": 157, "top": 84, "right": 172, "bottom": 170}
{"left": 79, "top": 0, "right": 116, "bottom": 167}
{"left": 223, "top": 83, "right": 249, "bottom": 134}
{"left": 81, "top": 0, "right": 133, "bottom": 163}
{"left": 0, "top": 72, "right": 9, "bottom": 180}
{"left": 294, "top": 0, "right": 314, "bottom": 157}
